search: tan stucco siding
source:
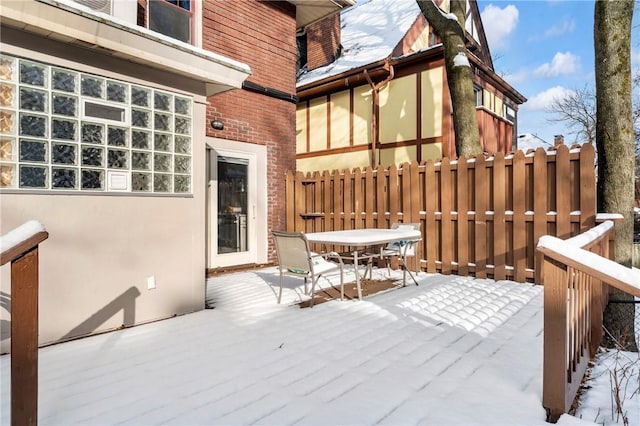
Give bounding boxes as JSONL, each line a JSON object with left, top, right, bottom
{"left": 380, "top": 145, "right": 417, "bottom": 166}
{"left": 296, "top": 103, "right": 308, "bottom": 153}
{"left": 353, "top": 85, "right": 372, "bottom": 146}
{"left": 308, "top": 97, "right": 328, "bottom": 152}
{"left": 297, "top": 150, "right": 371, "bottom": 173}
{"left": 330, "top": 90, "right": 350, "bottom": 149}
{"left": 421, "top": 141, "right": 443, "bottom": 162}
{"left": 379, "top": 75, "right": 417, "bottom": 143}
{"left": 410, "top": 27, "right": 431, "bottom": 52}
{"left": 421, "top": 67, "right": 443, "bottom": 138}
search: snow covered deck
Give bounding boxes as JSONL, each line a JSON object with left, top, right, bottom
{"left": 1, "top": 266, "right": 557, "bottom": 425}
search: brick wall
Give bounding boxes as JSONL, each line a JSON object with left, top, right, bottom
{"left": 202, "top": 0, "right": 297, "bottom": 259}
{"left": 306, "top": 13, "right": 341, "bottom": 71}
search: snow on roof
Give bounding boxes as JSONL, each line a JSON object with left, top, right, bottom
{"left": 515, "top": 133, "right": 553, "bottom": 152}
{"left": 297, "top": 0, "right": 421, "bottom": 87}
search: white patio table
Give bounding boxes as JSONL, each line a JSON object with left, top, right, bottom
{"left": 305, "top": 228, "right": 422, "bottom": 300}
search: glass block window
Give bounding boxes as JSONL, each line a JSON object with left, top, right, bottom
{"left": 0, "top": 54, "right": 193, "bottom": 194}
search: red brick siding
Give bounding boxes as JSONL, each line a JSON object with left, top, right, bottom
{"left": 306, "top": 13, "right": 340, "bottom": 71}
{"left": 202, "top": 0, "right": 297, "bottom": 259}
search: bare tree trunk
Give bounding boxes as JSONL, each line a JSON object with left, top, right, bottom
{"left": 594, "top": 0, "right": 637, "bottom": 351}
{"left": 416, "top": 0, "right": 482, "bottom": 157}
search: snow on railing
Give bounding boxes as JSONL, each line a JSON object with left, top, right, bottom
{"left": 537, "top": 219, "right": 639, "bottom": 423}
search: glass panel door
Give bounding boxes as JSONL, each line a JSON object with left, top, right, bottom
{"left": 217, "top": 156, "right": 248, "bottom": 254}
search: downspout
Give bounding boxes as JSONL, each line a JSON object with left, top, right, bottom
{"left": 363, "top": 59, "right": 394, "bottom": 168}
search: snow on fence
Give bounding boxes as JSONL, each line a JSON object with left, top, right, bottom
{"left": 537, "top": 219, "right": 640, "bottom": 423}
{"left": 286, "top": 144, "right": 597, "bottom": 283}
{"left": 1, "top": 220, "right": 49, "bottom": 426}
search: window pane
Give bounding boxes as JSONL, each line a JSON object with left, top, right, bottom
{"left": 20, "top": 62, "right": 46, "bottom": 87}
{"left": 82, "top": 146, "right": 104, "bottom": 167}
{"left": 20, "top": 139, "right": 47, "bottom": 163}
{"left": 174, "top": 97, "right": 190, "bottom": 115}
{"left": 0, "top": 56, "right": 15, "bottom": 81}
{"left": 20, "top": 89, "right": 47, "bottom": 112}
{"left": 154, "top": 153, "right": 171, "bottom": 172}
{"left": 0, "top": 83, "right": 14, "bottom": 108}
{"left": 174, "top": 175, "right": 190, "bottom": 193}
{"left": 132, "top": 172, "right": 151, "bottom": 191}
{"left": 0, "top": 163, "right": 15, "bottom": 187}
{"left": 0, "top": 138, "right": 15, "bottom": 160}
{"left": 82, "top": 123, "right": 104, "bottom": 144}
{"left": 51, "top": 142, "right": 77, "bottom": 165}
{"left": 131, "top": 109, "right": 150, "bottom": 128}
{"left": 19, "top": 165, "right": 47, "bottom": 188}
{"left": 81, "top": 169, "right": 104, "bottom": 190}
{"left": 154, "top": 93, "right": 171, "bottom": 111}
{"left": 52, "top": 167, "right": 77, "bottom": 188}
{"left": 174, "top": 155, "right": 189, "bottom": 173}
{"left": 154, "top": 112, "right": 171, "bottom": 131}
{"left": 107, "top": 127, "right": 127, "bottom": 146}
{"left": 132, "top": 151, "right": 151, "bottom": 170}
{"left": 132, "top": 130, "right": 150, "bottom": 149}
{"left": 131, "top": 87, "right": 150, "bottom": 107}
{"left": 107, "top": 82, "right": 127, "bottom": 103}
{"left": 52, "top": 94, "right": 77, "bottom": 117}
{"left": 174, "top": 136, "right": 190, "bottom": 154}
{"left": 51, "top": 119, "right": 77, "bottom": 140}
{"left": 175, "top": 116, "right": 190, "bottom": 135}
{"left": 153, "top": 173, "right": 171, "bottom": 192}
{"left": 154, "top": 133, "right": 171, "bottom": 151}
{"left": 52, "top": 69, "right": 77, "bottom": 93}
{"left": 149, "top": 1, "right": 191, "bottom": 44}
{"left": 19, "top": 114, "right": 46, "bottom": 137}
{"left": 107, "top": 149, "right": 128, "bottom": 169}
{"left": 81, "top": 76, "right": 104, "bottom": 98}
{"left": 1, "top": 110, "right": 15, "bottom": 134}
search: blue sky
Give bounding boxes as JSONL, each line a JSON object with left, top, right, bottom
{"left": 477, "top": 0, "right": 640, "bottom": 145}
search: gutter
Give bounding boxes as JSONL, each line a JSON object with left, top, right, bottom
{"left": 242, "top": 81, "right": 298, "bottom": 104}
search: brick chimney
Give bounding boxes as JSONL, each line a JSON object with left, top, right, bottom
{"left": 305, "top": 13, "right": 341, "bottom": 71}
{"left": 554, "top": 135, "right": 564, "bottom": 146}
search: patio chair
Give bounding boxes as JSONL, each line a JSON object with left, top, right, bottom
{"left": 271, "top": 230, "right": 344, "bottom": 307}
{"left": 380, "top": 222, "right": 421, "bottom": 286}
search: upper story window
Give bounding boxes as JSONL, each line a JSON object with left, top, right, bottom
{"left": 473, "top": 85, "right": 483, "bottom": 107}
{"left": 138, "top": 0, "right": 193, "bottom": 44}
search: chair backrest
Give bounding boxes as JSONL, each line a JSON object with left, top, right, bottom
{"left": 272, "top": 230, "right": 312, "bottom": 275}
{"left": 387, "top": 222, "right": 421, "bottom": 255}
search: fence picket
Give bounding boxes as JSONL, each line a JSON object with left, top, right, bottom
{"left": 353, "top": 168, "right": 363, "bottom": 229}
{"left": 425, "top": 160, "right": 437, "bottom": 273}
{"left": 344, "top": 168, "right": 353, "bottom": 230}
{"left": 457, "top": 156, "right": 469, "bottom": 276}
{"left": 493, "top": 152, "right": 506, "bottom": 280}
{"left": 513, "top": 150, "right": 526, "bottom": 282}
{"left": 441, "top": 158, "right": 453, "bottom": 274}
{"left": 533, "top": 148, "right": 547, "bottom": 284}
{"left": 365, "top": 167, "right": 375, "bottom": 228}
{"left": 475, "top": 154, "right": 488, "bottom": 278}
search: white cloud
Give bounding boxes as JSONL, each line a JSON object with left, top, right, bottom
{"left": 533, "top": 52, "right": 580, "bottom": 78}
{"left": 481, "top": 4, "right": 519, "bottom": 52}
{"left": 544, "top": 16, "right": 576, "bottom": 38}
{"left": 523, "top": 86, "right": 575, "bottom": 111}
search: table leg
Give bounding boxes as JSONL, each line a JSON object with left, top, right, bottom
{"left": 354, "top": 250, "right": 363, "bottom": 300}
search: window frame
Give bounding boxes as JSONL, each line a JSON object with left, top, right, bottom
{"left": 0, "top": 54, "right": 194, "bottom": 195}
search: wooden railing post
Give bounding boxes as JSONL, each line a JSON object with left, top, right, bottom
{"left": 11, "top": 247, "right": 40, "bottom": 426}
{"left": 542, "top": 257, "right": 569, "bottom": 423}
{"left": 1, "top": 222, "right": 49, "bottom": 426}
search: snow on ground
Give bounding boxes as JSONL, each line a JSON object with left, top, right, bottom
{"left": 0, "top": 266, "right": 636, "bottom": 425}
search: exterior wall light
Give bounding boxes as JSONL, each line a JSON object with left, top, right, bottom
{"left": 211, "top": 120, "right": 224, "bottom": 130}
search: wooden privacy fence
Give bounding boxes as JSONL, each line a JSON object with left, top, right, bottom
{"left": 286, "top": 144, "right": 597, "bottom": 283}
{"left": 537, "top": 219, "right": 639, "bottom": 423}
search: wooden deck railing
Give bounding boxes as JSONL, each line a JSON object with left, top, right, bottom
{"left": 536, "top": 219, "right": 640, "bottom": 423}
{"left": 1, "top": 221, "right": 49, "bottom": 426}
{"left": 286, "top": 144, "right": 597, "bottom": 283}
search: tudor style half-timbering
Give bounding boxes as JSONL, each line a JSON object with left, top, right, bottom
{"left": 295, "top": 0, "right": 526, "bottom": 173}
{"left": 0, "top": 0, "right": 352, "bottom": 350}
